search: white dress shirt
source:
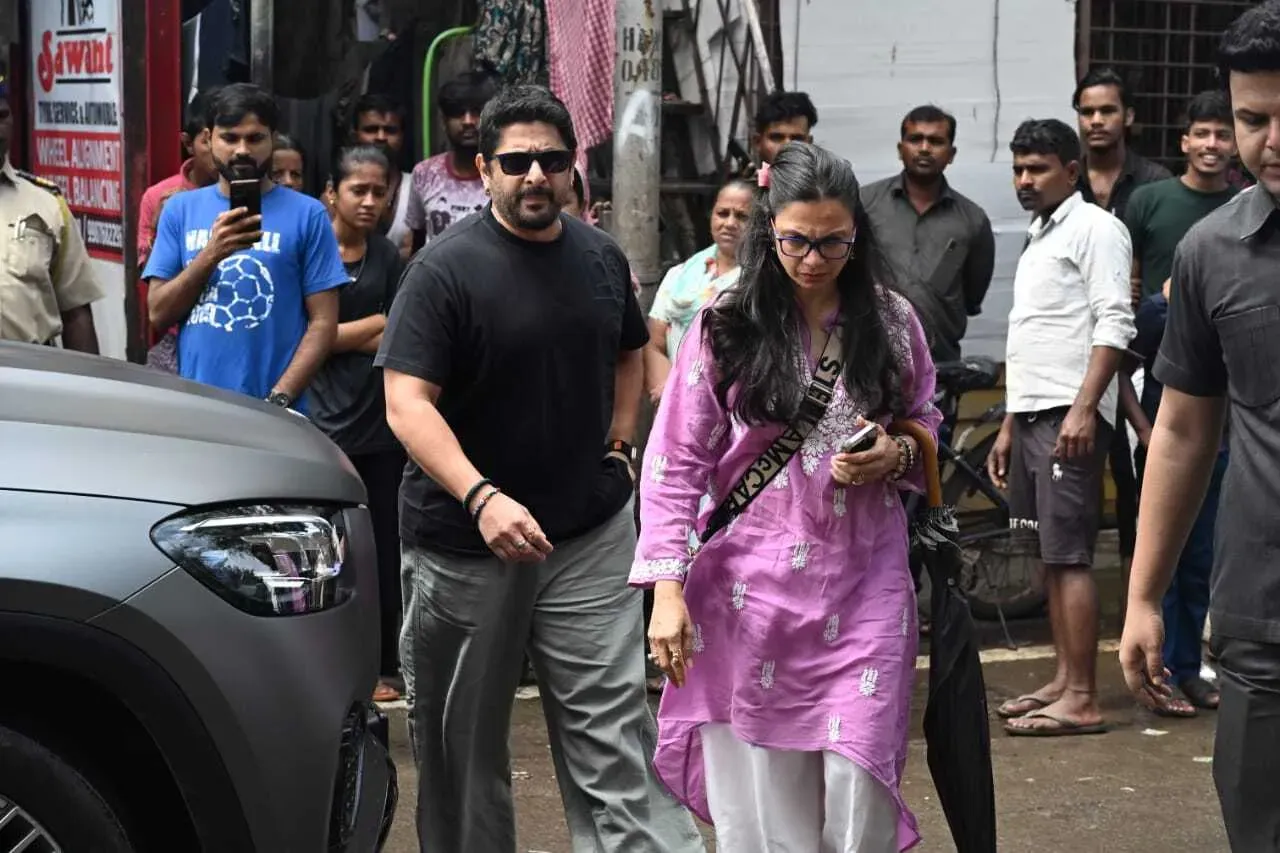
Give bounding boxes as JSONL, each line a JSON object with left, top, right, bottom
{"left": 1006, "top": 191, "right": 1136, "bottom": 426}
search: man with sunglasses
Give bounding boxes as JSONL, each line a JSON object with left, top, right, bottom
{"left": 376, "top": 84, "right": 705, "bottom": 852}
{"left": 405, "top": 70, "right": 498, "bottom": 246}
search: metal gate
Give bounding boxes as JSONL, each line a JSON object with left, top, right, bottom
{"left": 1079, "top": 0, "right": 1258, "bottom": 171}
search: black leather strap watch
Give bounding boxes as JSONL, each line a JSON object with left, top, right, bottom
{"left": 607, "top": 439, "right": 636, "bottom": 462}
{"left": 265, "top": 391, "right": 292, "bottom": 408}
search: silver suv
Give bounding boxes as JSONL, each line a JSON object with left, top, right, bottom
{"left": 0, "top": 343, "right": 396, "bottom": 852}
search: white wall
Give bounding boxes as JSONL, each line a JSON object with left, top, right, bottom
{"left": 90, "top": 258, "right": 127, "bottom": 360}
{"left": 773, "top": 0, "right": 1081, "bottom": 360}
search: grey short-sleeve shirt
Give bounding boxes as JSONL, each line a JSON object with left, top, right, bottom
{"left": 1154, "top": 185, "right": 1280, "bottom": 642}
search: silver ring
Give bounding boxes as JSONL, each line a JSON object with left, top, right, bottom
{"left": 515, "top": 539, "right": 530, "bottom": 550}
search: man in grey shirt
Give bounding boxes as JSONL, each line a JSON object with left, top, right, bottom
{"left": 861, "top": 104, "right": 996, "bottom": 362}
{"left": 1122, "top": 3, "right": 1280, "bottom": 846}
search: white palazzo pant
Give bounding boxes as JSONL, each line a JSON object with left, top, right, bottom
{"left": 702, "top": 723, "right": 899, "bottom": 853}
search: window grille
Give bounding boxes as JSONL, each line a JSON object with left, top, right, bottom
{"left": 1082, "top": 0, "right": 1257, "bottom": 172}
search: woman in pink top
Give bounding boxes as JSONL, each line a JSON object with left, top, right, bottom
{"left": 631, "top": 143, "right": 940, "bottom": 851}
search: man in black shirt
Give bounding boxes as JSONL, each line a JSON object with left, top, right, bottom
{"left": 376, "top": 85, "right": 703, "bottom": 852}
{"left": 1074, "top": 67, "right": 1173, "bottom": 220}
{"left": 1121, "top": 4, "right": 1280, "bottom": 847}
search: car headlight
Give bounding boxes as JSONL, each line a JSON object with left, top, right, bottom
{"left": 151, "top": 504, "right": 352, "bottom": 616}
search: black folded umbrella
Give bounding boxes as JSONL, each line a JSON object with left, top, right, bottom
{"left": 893, "top": 419, "right": 998, "bottom": 853}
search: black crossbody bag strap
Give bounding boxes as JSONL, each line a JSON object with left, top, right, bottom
{"left": 699, "top": 324, "right": 845, "bottom": 544}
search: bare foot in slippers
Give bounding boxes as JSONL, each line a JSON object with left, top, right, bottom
{"left": 1151, "top": 693, "right": 1197, "bottom": 718}
{"left": 1180, "top": 676, "right": 1220, "bottom": 710}
{"left": 1004, "top": 710, "right": 1109, "bottom": 737}
{"left": 1004, "top": 692, "right": 1106, "bottom": 737}
{"left": 997, "top": 691, "right": 1060, "bottom": 719}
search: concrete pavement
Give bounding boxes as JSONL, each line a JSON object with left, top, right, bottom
{"left": 380, "top": 533, "right": 1230, "bottom": 851}
{"left": 380, "top": 647, "right": 1229, "bottom": 852}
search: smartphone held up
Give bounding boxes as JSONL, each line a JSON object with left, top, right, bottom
{"left": 229, "top": 178, "right": 262, "bottom": 219}
{"left": 839, "top": 422, "right": 879, "bottom": 455}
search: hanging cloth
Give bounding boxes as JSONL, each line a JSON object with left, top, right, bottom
{"left": 472, "top": 0, "right": 549, "bottom": 85}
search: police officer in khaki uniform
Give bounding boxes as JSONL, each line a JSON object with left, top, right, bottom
{"left": 0, "top": 91, "right": 103, "bottom": 354}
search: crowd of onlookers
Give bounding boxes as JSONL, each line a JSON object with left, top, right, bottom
{"left": 117, "top": 2, "right": 1280, "bottom": 845}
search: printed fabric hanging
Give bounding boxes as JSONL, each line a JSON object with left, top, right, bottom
{"left": 472, "top": 0, "right": 549, "bottom": 86}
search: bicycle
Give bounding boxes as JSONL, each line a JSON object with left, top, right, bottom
{"left": 908, "top": 355, "right": 1047, "bottom": 637}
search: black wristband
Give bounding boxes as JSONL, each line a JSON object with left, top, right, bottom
{"left": 471, "top": 487, "right": 501, "bottom": 524}
{"left": 462, "top": 478, "right": 494, "bottom": 512}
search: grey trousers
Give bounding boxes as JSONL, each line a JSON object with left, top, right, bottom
{"left": 401, "top": 500, "right": 705, "bottom": 853}
{"left": 1212, "top": 636, "right": 1280, "bottom": 851}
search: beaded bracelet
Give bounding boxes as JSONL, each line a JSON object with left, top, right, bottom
{"left": 886, "top": 436, "right": 914, "bottom": 482}
{"left": 462, "top": 477, "right": 495, "bottom": 513}
{"left": 471, "top": 487, "right": 502, "bottom": 524}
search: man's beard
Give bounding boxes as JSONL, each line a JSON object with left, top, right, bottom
{"left": 1084, "top": 132, "right": 1119, "bottom": 153}
{"left": 215, "top": 153, "right": 269, "bottom": 182}
{"left": 494, "top": 185, "right": 561, "bottom": 231}
{"left": 450, "top": 143, "right": 479, "bottom": 163}
{"left": 448, "top": 128, "right": 479, "bottom": 162}
{"left": 371, "top": 140, "right": 401, "bottom": 165}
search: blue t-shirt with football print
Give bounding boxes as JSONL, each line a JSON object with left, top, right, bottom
{"left": 143, "top": 183, "right": 347, "bottom": 411}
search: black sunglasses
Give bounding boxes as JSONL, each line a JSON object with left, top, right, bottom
{"left": 493, "top": 150, "right": 575, "bottom": 176}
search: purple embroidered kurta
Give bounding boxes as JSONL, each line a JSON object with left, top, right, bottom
{"left": 630, "top": 289, "right": 940, "bottom": 851}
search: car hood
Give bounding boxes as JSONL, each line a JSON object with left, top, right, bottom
{"left": 0, "top": 344, "right": 367, "bottom": 507}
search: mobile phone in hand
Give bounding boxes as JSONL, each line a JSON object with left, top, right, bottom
{"left": 229, "top": 178, "right": 262, "bottom": 219}
{"left": 839, "top": 422, "right": 879, "bottom": 454}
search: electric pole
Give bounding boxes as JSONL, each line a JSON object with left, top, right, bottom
{"left": 612, "top": 0, "right": 663, "bottom": 303}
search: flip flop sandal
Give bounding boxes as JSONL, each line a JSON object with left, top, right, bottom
{"left": 996, "top": 695, "right": 1052, "bottom": 719}
{"left": 1181, "top": 676, "right": 1220, "bottom": 710}
{"left": 1004, "top": 711, "right": 1109, "bottom": 737}
{"left": 1150, "top": 695, "right": 1197, "bottom": 718}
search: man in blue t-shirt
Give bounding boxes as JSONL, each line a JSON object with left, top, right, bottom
{"left": 143, "top": 83, "right": 346, "bottom": 412}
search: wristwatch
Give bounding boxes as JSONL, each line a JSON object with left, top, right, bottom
{"left": 265, "top": 391, "right": 292, "bottom": 408}
{"left": 607, "top": 439, "right": 636, "bottom": 462}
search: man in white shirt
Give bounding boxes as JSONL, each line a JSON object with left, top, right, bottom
{"left": 988, "top": 118, "right": 1136, "bottom": 737}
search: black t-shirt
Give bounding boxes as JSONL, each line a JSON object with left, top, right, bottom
{"left": 374, "top": 207, "right": 647, "bottom": 553}
{"left": 1154, "top": 186, "right": 1280, "bottom": 643}
{"left": 310, "top": 234, "right": 403, "bottom": 456}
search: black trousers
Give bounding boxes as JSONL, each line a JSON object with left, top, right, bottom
{"left": 1109, "top": 426, "right": 1137, "bottom": 558}
{"left": 1213, "top": 636, "right": 1280, "bottom": 851}
{"left": 351, "top": 447, "right": 407, "bottom": 679}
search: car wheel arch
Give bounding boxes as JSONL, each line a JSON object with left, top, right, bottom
{"left": 0, "top": 613, "right": 255, "bottom": 852}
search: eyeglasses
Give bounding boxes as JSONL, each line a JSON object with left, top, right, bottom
{"left": 493, "top": 150, "right": 575, "bottom": 176}
{"left": 773, "top": 232, "right": 856, "bottom": 261}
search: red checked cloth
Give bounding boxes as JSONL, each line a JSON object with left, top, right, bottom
{"left": 545, "top": 0, "right": 616, "bottom": 157}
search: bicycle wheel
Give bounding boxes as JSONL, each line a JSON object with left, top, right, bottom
{"left": 941, "top": 432, "right": 1047, "bottom": 621}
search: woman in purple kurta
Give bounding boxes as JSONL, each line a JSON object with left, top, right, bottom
{"left": 630, "top": 144, "right": 940, "bottom": 851}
